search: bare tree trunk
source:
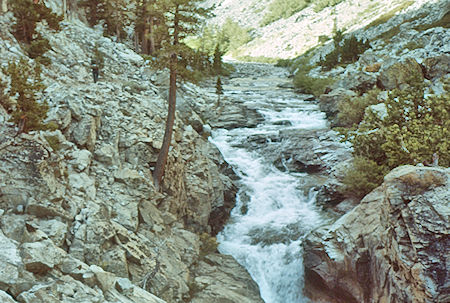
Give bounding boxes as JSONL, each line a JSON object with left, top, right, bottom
{"left": 149, "top": 17, "right": 156, "bottom": 55}
{"left": 62, "top": 0, "right": 67, "bottom": 18}
{"left": 153, "top": 54, "right": 177, "bottom": 190}
{"left": 152, "top": 5, "right": 179, "bottom": 190}
{"left": 142, "top": 16, "right": 150, "bottom": 54}
{"left": 1, "top": 0, "right": 7, "bottom": 13}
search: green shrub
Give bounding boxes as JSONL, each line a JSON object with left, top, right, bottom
{"left": 293, "top": 71, "right": 333, "bottom": 96}
{"left": 340, "top": 85, "right": 449, "bottom": 199}
{"left": 26, "top": 36, "right": 52, "bottom": 60}
{"left": 350, "top": 85, "right": 449, "bottom": 167}
{"left": 340, "top": 157, "right": 388, "bottom": 199}
{"left": 337, "top": 89, "right": 381, "bottom": 127}
{"left": 44, "top": 135, "right": 61, "bottom": 151}
{"left": 2, "top": 59, "right": 53, "bottom": 133}
{"left": 275, "top": 59, "right": 292, "bottom": 68}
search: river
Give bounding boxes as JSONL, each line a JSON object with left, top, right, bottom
{"left": 208, "top": 63, "right": 332, "bottom": 303}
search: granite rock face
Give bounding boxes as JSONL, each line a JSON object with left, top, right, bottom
{"left": 303, "top": 166, "right": 450, "bottom": 303}
{"left": 0, "top": 8, "right": 262, "bottom": 303}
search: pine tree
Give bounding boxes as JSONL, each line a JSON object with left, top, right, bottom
{"left": 11, "top": 0, "right": 61, "bottom": 43}
{"left": 151, "top": 0, "right": 211, "bottom": 190}
{"left": 3, "top": 59, "right": 52, "bottom": 133}
{"left": 213, "top": 44, "right": 223, "bottom": 75}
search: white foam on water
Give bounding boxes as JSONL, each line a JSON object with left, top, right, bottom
{"left": 209, "top": 66, "right": 327, "bottom": 303}
{"left": 211, "top": 129, "right": 322, "bottom": 303}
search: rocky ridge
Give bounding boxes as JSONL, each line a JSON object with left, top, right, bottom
{"left": 0, "top": 6, "right": 263, "bottom": 303}
{"left": 303, "top": 166, "right": 450, "bottom": 303}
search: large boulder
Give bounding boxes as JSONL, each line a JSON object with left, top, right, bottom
{"left": 303, "top": 165, "right": 449, "bottom": 303}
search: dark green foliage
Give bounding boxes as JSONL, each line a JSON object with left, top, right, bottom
{"left": 79, "top": 0, "right": 105, "bottom": 26}
{"left": 340, "top": 157, "right": 388, "bottom": 199}
{"left": 3, "top": 59, "right": 53, "bottom": 133}
{"left": 213, "top": 44, "right": 223, "bottom": 75}
{"left": 186, "top": 19, "right": 252, "bottom": 58}
{"left": 275, "top": 59, "right": 292, "bottom": 68}
{"left": 10, "top": 0, "right": 62, "bottom": 60}
{"left": 150, "top": 0, "right": 213, "bottom": 83}
{"left": 319, "top": 31, "right": 370, "bottom": 70}
{"left": 337, "top": 89, "right": 381, "bottom": 127}
{"left": 11, "top": 0, "right": 62, "bottom": 43}
{"left": 79, "top": 0, "right": 129, "bottom": 39}
{"left": 44, "top": 135, "right": 61, "bottom": 151}
{"left": 26, "top": 35, "right": 51, "bottom": 59}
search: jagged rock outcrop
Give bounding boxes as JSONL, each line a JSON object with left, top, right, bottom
{"left": 0, "top": 7, "right": 262, "bottom": 303}
{"left": 303, "top": 165, "right": 450, "bottom": 303}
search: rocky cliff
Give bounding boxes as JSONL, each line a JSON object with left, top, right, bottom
{"left": 0, "top": 6, "right": 263, "bottom": 303}
{"left": 303, "top": 166, "right": 449, "bottom": 303}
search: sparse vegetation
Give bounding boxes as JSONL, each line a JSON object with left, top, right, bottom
{"left": 365, "top": 1, "right": 414, "bottom": 29}
{"left": 414, "top": 11, "right": 450, "bottom": 31}
{"left": 313, "top": 0, "right": 345, "bottom": 13}
{"left": 261, "top": 0, "right": 310, "bottom": 26}
{"left": 199, "top": 233, "right": 218, "bottom": 259}
{"left": 399, "top": 171, "right": 446, "bottom": 195}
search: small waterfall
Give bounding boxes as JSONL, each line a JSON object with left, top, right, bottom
{"left": 209, "top": 63, "right": 328, "bottom": 303}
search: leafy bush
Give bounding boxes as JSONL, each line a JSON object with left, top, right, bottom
{"left": 340, "top": 84, "right": 449, "bottom": 199}
{"left": 2, "top": 59, "right": 54, "bottom": 133}
{"left": 340, "top": 157, "right": 388, "bottom": 199}
{"left": 336, "top": 89, "right": 381, "bottom": 127}
{"left": 261, "top": 0, "right": 310, "bottom": 26}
